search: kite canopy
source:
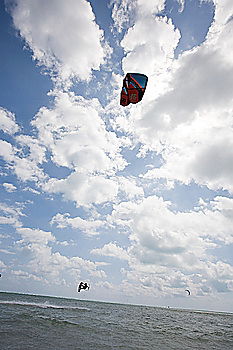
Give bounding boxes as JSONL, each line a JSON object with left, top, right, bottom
{"left": 185, "top": 289, "right": 191, "bottom": 296}
{"left": 120, "top": 73, "right": 148, "bottom": 106}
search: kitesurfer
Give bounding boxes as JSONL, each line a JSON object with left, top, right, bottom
{"left": 78, "top": 281, "right": 90, "bottom": 292}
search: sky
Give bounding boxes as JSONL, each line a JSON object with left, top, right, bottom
{"left": 0, "top": 0, "right": 233, "bottom": 312}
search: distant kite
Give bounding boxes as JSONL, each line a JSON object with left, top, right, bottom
{"left": 185, "top": 289, "right": 191, "bottom": 296}
{"left": 120, "top": 73, "right": 148, "bottom": 106}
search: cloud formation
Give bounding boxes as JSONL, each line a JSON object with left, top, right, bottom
{"left": 91, "top": 242, "right": 129, "bottom": 260}
{"left": 10, "top": 0, "right": 107, "bottom": 83}
{"left": 0, "top": 203, "right": 23, "bottom": 228}
{"left": 13, "top": 227, "right": 107, "bottom": 285}
{"left": 51, "top": 213, "right": 104, "bottom": 236}
{"left": 107, "top": 195, "right": 233, "bottom": 295}
{"left": 0, "top": 107, "right": 20, "bottom": 135}
{"left": 1, "top": 0, "right": 233, "bottom": 307}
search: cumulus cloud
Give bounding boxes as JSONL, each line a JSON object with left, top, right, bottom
{"left": 29, "top": 90, "right": 131, "bottom": 206}
{"left": 0, "top": 139, "right": 46, "bottom": 183}
{"left": 210, "top": 0, "right": 233, "bottom": 27}
{"left": 10, "top": 0, "right": 107, "bottom": 83}
{"left": 0, "top": 140, "right": 14, "bottom": 161}
{"left": 17, "top": 227, "right": 55, "bottom": 245}
{"left": 0, "top": 203, "right": 24, "bottom": 227}
{"left": 142, "top": 111, "right": 233, "bottom": 192}
{"left": 111, "top": 0, "right": 137, "bottom": 33}
{"left": 2, "top": 0, "right": 233, "bottom": 303}
{"left": 111, "top": 0, "right": 165, "bottom": 33}
{"left": 91, "top": 242, "right": 130, "bottom": 260}
{"left": 121, "top": 16, "right": 180, "bottom": 77}
{"left": 120, "top": 258, "right": 233, "bottom": 297}
{"left": 118, "top": 176, "right": 144, "bottom": 199}
{"left": 0, "top": 107, "right": 20, "bottom": 135}
{"left": 107, "top": 194, "right": 233, "bottom": 295}
{"left": 2, "top": 183, "right": 17, "bottom": 192}
{"left": 32, "top": 91, "right": 126, "bottom": 174}
{"left": 51, "top": 212, "right": 104, "bottom": 236}
{"left": 16, "top": 135, "right": 47, "bottom": 165}
{"left": 14, "top": 226, "right": 107, "bottom": 284}
{"left": 44, "top": 172, "right": 118, "bottom": 207}
{"left": 11, "top": 269, "right": 45, "bottom": 282}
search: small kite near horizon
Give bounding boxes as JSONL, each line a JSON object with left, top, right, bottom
{"left": 185, "top": 289, "right": 191, "bottom": 296}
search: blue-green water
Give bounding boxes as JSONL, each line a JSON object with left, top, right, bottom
{"left": 0, "top": 292, "right": 232, "bottom": 349}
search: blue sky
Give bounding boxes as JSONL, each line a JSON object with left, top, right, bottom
{"left": 1, "top": 0, "right": 233, "bottom": 312}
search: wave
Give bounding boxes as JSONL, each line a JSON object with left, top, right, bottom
{"left": 0, "top": 300, "right": 90, "bottom": 311}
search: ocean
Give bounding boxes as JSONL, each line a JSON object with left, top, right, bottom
{"left": 0, "top": 292, "right": 232, "bottom": 350}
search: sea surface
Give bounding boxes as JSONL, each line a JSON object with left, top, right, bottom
{"left": 0, "top": 292, "right": 233, "bottom": 350}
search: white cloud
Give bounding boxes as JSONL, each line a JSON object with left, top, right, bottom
{"left": 2, "top": 0, "right": 233, "bottom": 304}
{"left": 44, "top": 172, "right": 118, "bottom": 208}
{"left": 56, "top": 240, "right": 74, "bottom": 246}
{"left": 106, "top": 194, "right": 233, "bottom": 295}
{"left": 16, "top": 135, "right": 47, "bottom": 164}
{"left": 11, "top": 0, "right": 107, "bottom": 83}
{"left": 137, "top": 0, "right": 165, "bottom": 16}
{"left": 0, "top": 107, "right": 20, "bottom": 135}
{"left": 117, "top": 176, "right": 144, "bottom": 199}
{"left": 11, "top": 269, "right": 45, "bottom": 282}
{"left": 29, "top": 90, "right": 132, "bottom": 206}
{"left": 111, "top": 0, "right": 137, "bottom": 33}
{"left": 17, "top": 227, "right": 55, "bottom": 245}
{"left": 0, "top": 216, "right": 20, "bottom": 226}
{"left": 23, "top": 187, "right": 41, "bottom": 195}
{"left": 2, "top": 183, "right": 17, "bottom": 192}
{"left": 95, "top": 280, "right": 114, "bottom": 290}
{"left": 142, "top": 112, "right": 233, "bottom": 193}
{"left": 70, "top": 256, "right": 107, "bottom": 279}
{"left": 13, "top": 157, "right": 46, "bottom": 182}
{"left": 210, "top": 0, "right": 233, "bottom": 27}
{"left": 51, "top": 213, "right": 104, "bottom": 236}
{"left": 13, "top": 226, "right": 107, "bottom": 284}
{"left": 0, "top": 140, "right": 14, "bottom": 161}
{"left": 121, "top": 15, "right": 180, "bottom": 77}
{"left": 0, "top": 139, "right": 46, "bottom": 183}
{"left": 0, "top": 202, "right": 23, "bottom": 227}
{"left": 111, "top": 0, "right": 165, "bottom": 33}
{"left": 32, "top": 91, "right": 126, "bottom": 174}
{"left": 91, "top": 242, "right": 129, "bottom": 261}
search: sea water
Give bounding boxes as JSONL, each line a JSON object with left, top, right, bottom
{"left": 0, "top": 292, "right": 232, "bottom": 349}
